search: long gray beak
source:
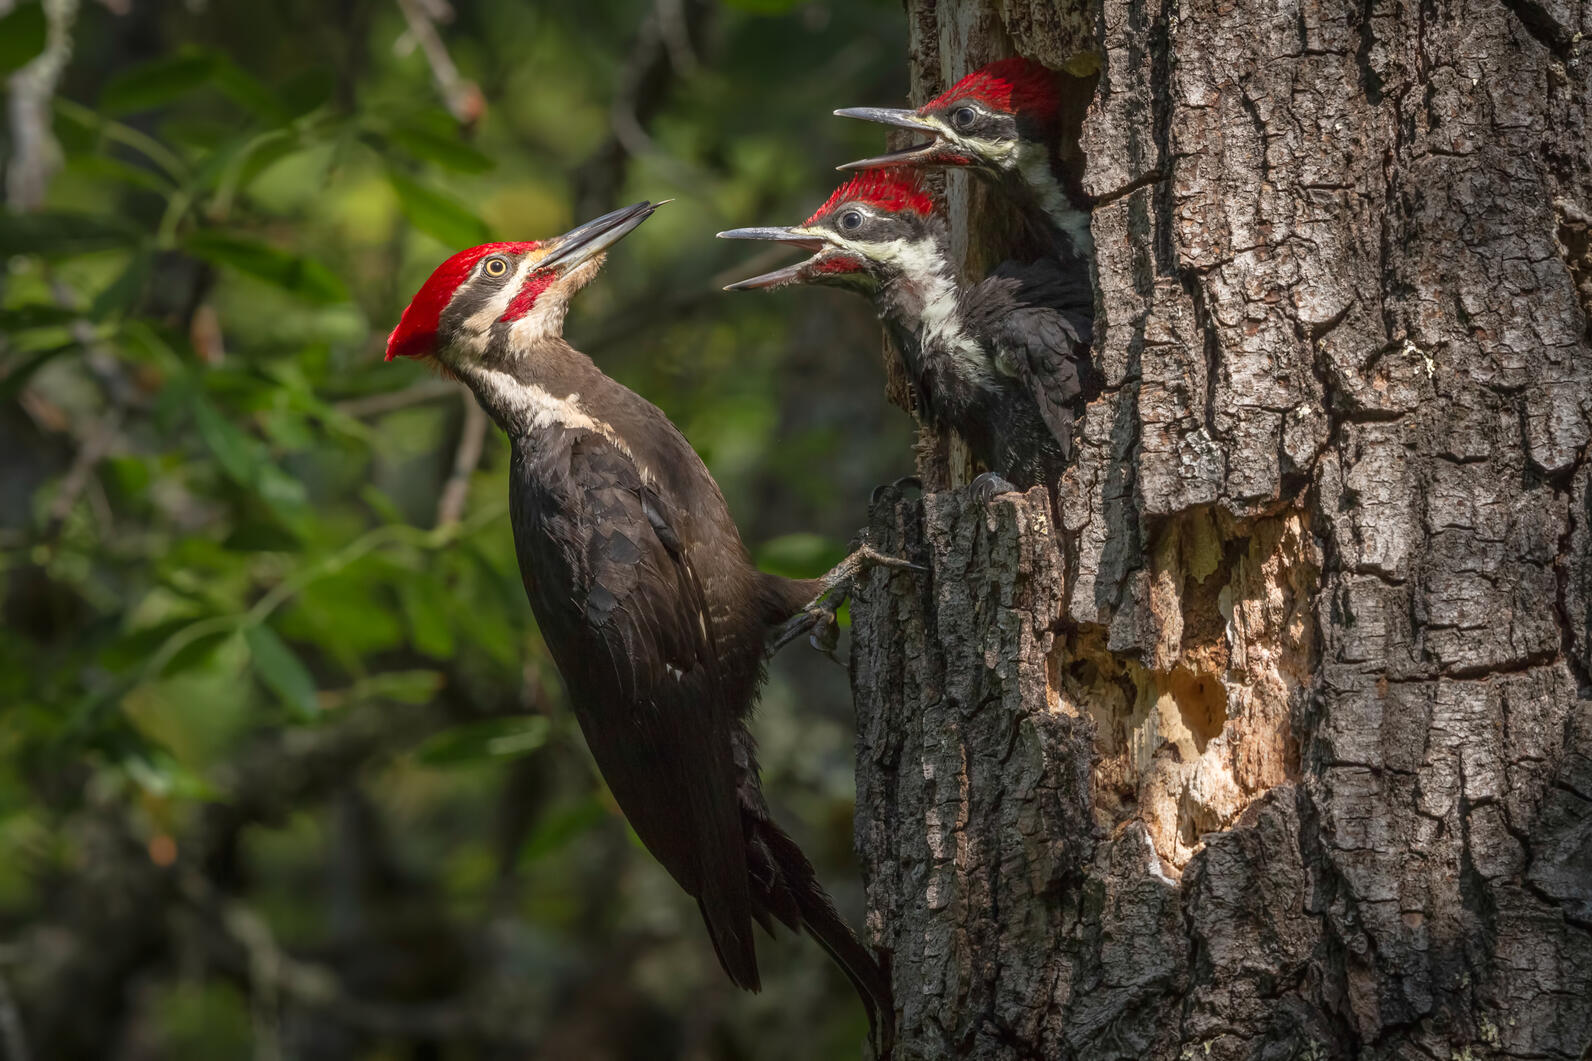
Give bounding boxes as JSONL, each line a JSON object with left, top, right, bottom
{"left": 833, "top": 106, "right": 934, "bottom": 132}
{"left": 715, "top": 226, "right": 829, "bottom": 291}
{"left": 537, "top": 201, "right": 660, "bottom": 271}
{"left": 721, "top": 262, "right": 811, "bottom": 291}
{"left": 716, "top": 226, "right": 826, "bottom": 251}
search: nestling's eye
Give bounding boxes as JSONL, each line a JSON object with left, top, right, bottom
{"left": 952, "top": 105, "right": 977, "bottom": 129}
{"left": 483, "top": 256, "right": 509, "bottom": 277}
{"left": 840, "top": 210, "right": 864, "bottom": 231}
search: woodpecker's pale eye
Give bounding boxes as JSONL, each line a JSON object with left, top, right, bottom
{"left": 952, "top": 105, "right": 977, "bottom": 129}
{"left": 483, "top": 256, "right": 509, "bottom": 278}
{"left": 840, "top": 210, "right": 863, "bottom": 231}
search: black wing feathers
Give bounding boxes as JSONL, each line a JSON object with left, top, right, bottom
{"left": 968, "top": 257, "right": 1092, "bottom": 458}
{"left": 509, "top": 433, "right": 760, "bottom": 989}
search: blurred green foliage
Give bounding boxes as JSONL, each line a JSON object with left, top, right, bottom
{"left": 0, "top": 1, "right": 912, "bottom": 1057}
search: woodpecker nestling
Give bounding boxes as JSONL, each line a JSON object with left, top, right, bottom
{"left": 835, "top": 57, "right": 1092, "bottom": 267}
{"left": 720, "top": 171, "right": 1089, "bottom": 491}
{"left": 387, "top": 203, "right": 896, "bottom": 1055}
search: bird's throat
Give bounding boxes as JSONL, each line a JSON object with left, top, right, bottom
{"left": 453, "top": 351, "right": 662, "bottom": 488}
{"left": 451, "top": 343, "right": 597, "bottom": 437}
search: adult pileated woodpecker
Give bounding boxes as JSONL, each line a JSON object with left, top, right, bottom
{"left": 386, "top": 202, "right": 896, "bottom": 1055}
{"left": 834, "top": 57, "right": 1092, "bottom": 268}
{"left": 719, "top": 171, "right": 1088, "bottom": 491}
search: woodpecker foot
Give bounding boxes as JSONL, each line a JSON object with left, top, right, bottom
{"left": 814, "top": 543, "right": 927, "bottom": 601}
{"left": 971, "top": 471, "right": 1019, "bottom": 503}
{"left": 768, "top": 602, "right": 842, "bottom": 663}
{"left": 869, "top": 475, "right": 922, "bottom": 507}
{"left": 768, "top": 544, "right": 925, "bottom": 661}
{"left": 808, "top": 606, "right": 842, "bottom": 663}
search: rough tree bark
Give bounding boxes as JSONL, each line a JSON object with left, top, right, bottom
{"left": 848, "top": 0, "right": 1592, "bottom": 1058}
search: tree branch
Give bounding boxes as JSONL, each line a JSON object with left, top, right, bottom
{"left": 392, "top": 0, "right": 483, "bottom": 126}
{"left": 0, "top": 964, "right": 31, "bottom": 1061}
{"left": 435, "top": 394, "right": 487, "bottom": 527}
{"left": 333, "top": 379, "right": 459, "bottom": 419}
{"left": 179, "top": 870, "right": 540, "bottom": 1048}
{"left": 3, "top": 0, "right": 77, "bottom": 212}
{"left": 571, "top": 0, "right": 712, "bottom": 219}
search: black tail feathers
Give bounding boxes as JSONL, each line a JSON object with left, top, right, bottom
{"left": 748, "top": 815, "right": 896, "bottom": 1060}
{"left": 698, "top": 895, "right": 762, "bottom": 992}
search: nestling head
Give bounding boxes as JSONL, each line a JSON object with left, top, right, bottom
{"left": 386, "top": 201, "right": 658, "bottom": 365}
{"left": 717, "top": 169, "right": 944, "bottom": 293}
{"left": 833, "top": 58, "right": 1060, "bottom": 177}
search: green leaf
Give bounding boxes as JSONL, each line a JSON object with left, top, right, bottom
{"left": 212, "top": 58, "right": 290, "bottom": 124}
{"left": 0, "top": 343, "right": 79, "bottom": 401}
{"left": 184, "top": 231, "right": 347, "bottom": 304}
{"left": 278, "top": 68, "right": 335, "bottom": 118}
{"left": 161, "top": 628, "right": 235, "bottom": 678}
{"left": 190, "top": 394, "right": 313, "bottom": 535}
{"left": 388, "top": 170, "right": 492, "bottom": 247}
{"left": 63, "top": 155, "right": 174, "bottom": 194}
{"left": 383, "top": 126, "right": 494, "bottom": 174}
{"left": 100, "top": 616, "right": 201, "bottom": 674}
{"left": 358, "top": 485, "right": 404, "bottom": 524}
{"left": 91, "top": 253, "right": 152, "bottom": 320}
{"left": 0, "top": 212, "right": 140, "bottom": 257}
{"left": 0, "top": 305, "right": 77, "bottom": 332}
{"left": 0, "top": 3, "right": 47, "bottom": 75}
{"left": 101, "top": 51, "right": 219, "bottom": 113}
{"left": 121, "top": 749, "right": 219, "bottom": 800}
{"left": 719, "top": 0, "right": 806, "bottom": 11}
{"left": 250, "top": 468, "right": 312, "bottom": 539}
{"left": 104, "top": 454, "right": 153, "bottom": 498}
{"left": 399, "top": 576, "right": 455, "bottom": 658}
{"left": 348, "top": 670, "right": 443, "bottom": 705}
{"left": 416, "top": 717, "right": 549, "bottom": 766}
{"left": 191, "top": 397, "right": 258, "bottom": 485}
{"left": 520, "top": 796, "right": 608, "bottom": 863}
{"left": 754, "top": 532, "right": 846, "bottom": 577}
{"left": 243, "top": 624, "right": 319, "bottom": 719}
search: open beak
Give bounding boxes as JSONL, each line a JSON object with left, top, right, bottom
{"left": 536, "top": 200, "right": 661, "bottom": 272}
{"left": 716, "top": 226, "right": 832, "bottom": 290}
{"left": 833, "top": 107, "right": 949, "bottom": 170}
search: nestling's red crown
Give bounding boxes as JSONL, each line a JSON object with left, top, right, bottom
{"left": 805, "top": 169, "right": 935, "bottom": 225}
{"left": 386, "top": 240, "right": 538, "bottom": 361}
{"left": 922, "top": 57, "right": 1059, "bottom": 121}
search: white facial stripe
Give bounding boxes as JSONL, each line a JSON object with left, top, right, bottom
{"left": 965, "top": 134, "right": 1018, "bottom": 165}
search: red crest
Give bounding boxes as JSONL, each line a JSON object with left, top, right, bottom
{"left": 805, "top": 169, "right": 935, "bottom": 226}
{"left": 922, "top": 57, "right": 1059, "bottom": 121}
{"left": 386, "top": 241, "right": 537, "bottom": 360}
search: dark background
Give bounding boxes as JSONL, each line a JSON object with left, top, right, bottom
{"left": 0, "top": 1, "right": 913, "bottom": 1056}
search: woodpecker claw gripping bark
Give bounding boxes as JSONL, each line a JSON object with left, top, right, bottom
{"left": 766, "top": 541, "right": 926, "bottom": 663}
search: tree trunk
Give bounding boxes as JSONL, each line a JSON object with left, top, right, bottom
{"left": 849, "top": 1, "right": 1592, "bottom": 1058}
